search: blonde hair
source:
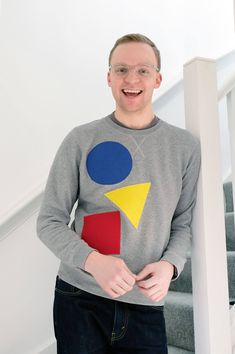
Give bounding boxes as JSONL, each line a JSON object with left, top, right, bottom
{"left": 109, "top": 33, "right": 161, "bottom": 71}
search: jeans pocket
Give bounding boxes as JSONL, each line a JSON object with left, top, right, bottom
{"left": 130, "top": 303, "right": 164, "bottom": 314}
{"left": 55, "top": 276, "right": 84, "bottom": 297}
{"left": 149, "top": 306, "right": 164, "bottom": 312}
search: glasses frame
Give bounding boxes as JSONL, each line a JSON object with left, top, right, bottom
{"left": 109, "top": 63, "right": 160, "bottom": 78}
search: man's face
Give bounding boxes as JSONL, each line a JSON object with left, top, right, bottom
{"left": 107, "top": 42, "right": 162, "bottom": 115}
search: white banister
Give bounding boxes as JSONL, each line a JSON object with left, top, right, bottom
{"left": 218, "top": 74, "right": 235, "bottom": 101}
{"left": 184, "top": 58, "right": 232, "bottom": 354}
{"left": 227, "top": 87, "right": 235, "bottom": 213}
{"left": 234, "top": 0, "right": 235, "bottom": 31}
{"left": 0, "top": 184, "right": 44, "bottom": 241}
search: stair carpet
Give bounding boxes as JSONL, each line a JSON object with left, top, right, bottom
{"left": 166, "top": 181, "right": 235, "bottom": 353}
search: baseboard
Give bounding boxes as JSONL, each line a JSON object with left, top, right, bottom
{"left": 35, "top": 338, "right": 56, "bottom": 354}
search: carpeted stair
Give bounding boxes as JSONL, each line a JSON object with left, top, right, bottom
{"left": 166, "top": 181, "right": 235, "bottom": 353}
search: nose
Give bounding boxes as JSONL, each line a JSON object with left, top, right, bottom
{"left": 124, "top": 68, "right": 140, "bottom": 82}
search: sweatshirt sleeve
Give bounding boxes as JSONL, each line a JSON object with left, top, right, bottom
{"left": 161, "top": 139, "right": 201, "bottom": 278}
{"left": 36, "top": 128, "right": 96, "bottom": 270}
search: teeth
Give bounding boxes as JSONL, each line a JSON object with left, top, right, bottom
{"left": 123, "top": 89, "right": 142, "bottom": 94}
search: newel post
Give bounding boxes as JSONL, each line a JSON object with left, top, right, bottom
{"left": 184, "top": 58, "right": 232, "bottom": 354}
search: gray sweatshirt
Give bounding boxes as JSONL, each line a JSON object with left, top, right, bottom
{"left": 37, "top": 113, "right": 201, "bottom": 306}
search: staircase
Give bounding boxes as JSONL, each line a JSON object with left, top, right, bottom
{"left": 166, "top": 181, "right": 235, "bottom": 354}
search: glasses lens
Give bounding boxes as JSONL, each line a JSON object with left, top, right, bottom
{"left": 111, "top": 64, "right": 157, "bottom": 77}
{"left": 113, "top": 65, "right": 128, "bottom": 76}
{"left": 137, "top": 66, "right": 152, "bottom": 77}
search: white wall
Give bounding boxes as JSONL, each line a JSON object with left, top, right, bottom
{"left": 0, "top": 213, "right": 59, "bottom": 354}
{"left": 0, "top": 0, "right": 234, "bottom": 219}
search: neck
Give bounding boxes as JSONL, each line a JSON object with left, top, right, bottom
{"left": 114, "top": 109, "right": 156, "bottom": 129}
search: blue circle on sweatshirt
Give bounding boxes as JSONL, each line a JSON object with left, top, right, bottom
{"left": 86, "top": 141, "right": 132, "bottom": 185}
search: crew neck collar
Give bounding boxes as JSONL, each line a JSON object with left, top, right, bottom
{"left": 103, "top": 112, "right": 164, "bottom": 136}
{"left": 111, "top": 113, "right": 159, "bottom": 130}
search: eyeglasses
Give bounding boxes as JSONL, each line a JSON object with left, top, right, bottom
{"left": 109, "top": 64, "right": 160, "bottom": 78}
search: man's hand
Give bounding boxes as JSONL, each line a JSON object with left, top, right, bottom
{"left": 136, "top": 260, "right": 174, "bottom": 302}
{"left": 84, "top": 251, "right": 136, "bottom": 299}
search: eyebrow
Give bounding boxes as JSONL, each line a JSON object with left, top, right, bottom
{"left": 111, "top": 62, "right": 157, "bottom": 67}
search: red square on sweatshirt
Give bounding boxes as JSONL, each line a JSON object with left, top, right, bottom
{"left": 81, "top": 211, "right": 121, "bottom": 255}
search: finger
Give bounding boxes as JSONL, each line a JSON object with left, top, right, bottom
{"left": 123, "top": 264, "right": 137, "bottom": 280}
{"left": 118, "top": 278, "right": 134, "bottom": 291}
{"left": 137, "top": 276, "right": 158, "bottom": 289}
{"left": 122, "top": 272, "right": 136, "bottom": 286}
{"left": 111, "top": 283, "right": 126, "bottom": 296}
{"left": 139, "top": 285, "right": 161, "bottom": 297}
{"left": 136, "top": 266, "right": 152, "bottom": 281}
{"left": 109, "top": 288, "right": 122, "bottom": 299}
{"left": 112, "top": 274, "right": 133, "bottom": 291}
{"left": 104, "top": 284, "right": 123, "bottom": 299}
{"left": 151, "top": 291, "right": 165, "bottom": 302}
{"left": 139, "top": 286, "right": 162, "bottom": 300}
{"left": 120, "top": 265, "right": 136, "bottom": 285}
{"left": 147, "top": 286, "right": 162, "bottom": 297}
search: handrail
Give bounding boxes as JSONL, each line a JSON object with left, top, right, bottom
{"left": 218, "top": 73, "right": 235, "bottom": 101}
{"left": 152, "top": 73, "right": 182, "bottom": 101}
{"left": 0, "top": 185, "right": 44, "bottom": 241}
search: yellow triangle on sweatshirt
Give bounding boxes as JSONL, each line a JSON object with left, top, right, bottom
{"left": 104, "top": 182, "right": 151, "bottom": 229}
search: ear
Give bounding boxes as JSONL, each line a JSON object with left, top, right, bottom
{"left": 154, "top": 73, "right": 162, "bottom": 89}
{"left": 107, "top": 71, "right": 111, "bottom": 87}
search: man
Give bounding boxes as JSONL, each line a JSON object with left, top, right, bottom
{"left": 37, "top": 33, "right": 201, "bottom": 354}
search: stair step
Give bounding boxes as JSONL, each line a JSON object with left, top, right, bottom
{"left": 228, "top": 251, "right": 235, "bottom": 300}
{"left": 225, "top": 212, "right": 235, "bottom": 251}
{"left": 169, "top": 258, "right": 192, "bottom": 293}
{"left": 168, "top": 346, "right": 194, "bottom": 354}
{"left": 169, "top": 251, "right": 235, "bottom": 298}
{"left": 166, "top": 182, "right": 234, "bottom": 353}
{"left": 223, "top": 181, "right": 233, "bottom": 212}
{"left": 165, "top": 291, "right": 194, "bottom": 352}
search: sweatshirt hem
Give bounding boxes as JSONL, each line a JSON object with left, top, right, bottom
{"left": 57, "top": 268, "right": 165, "bottom": 307}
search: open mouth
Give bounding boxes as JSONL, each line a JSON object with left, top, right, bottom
{"left": 122, "top": 89, "right": 143, "bottom": 97}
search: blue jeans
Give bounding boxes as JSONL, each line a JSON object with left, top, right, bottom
{"left": 53, "top": 276, "right": 168, "bottom": 354}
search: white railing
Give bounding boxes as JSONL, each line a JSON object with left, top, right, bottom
{"left": 226, "top": 86, "right": 235, "bottom": 218}
{"left": 184, "top": 58, "right": 235, "bottom": 354}
{"left": 0, "top": 185, "right": 44, "bottom": 241}
{"left": 234, "top": 0, "right": 235, "bottom": 31}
